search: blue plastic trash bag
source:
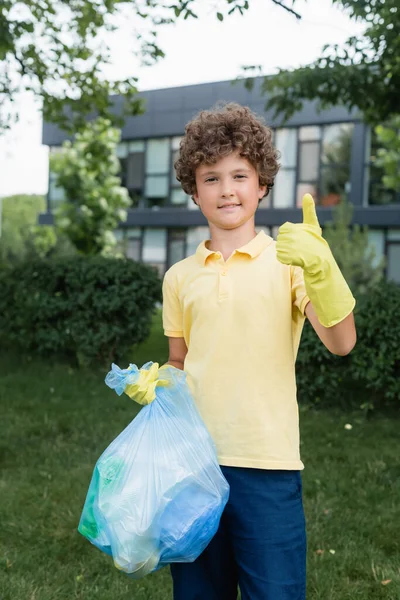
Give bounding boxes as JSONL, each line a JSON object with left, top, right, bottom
{"left": 78, "top": 361, "right": 230, "bottom": 578}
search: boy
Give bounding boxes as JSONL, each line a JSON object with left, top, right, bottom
{"left": 137, "top": 103, "right": 356, "bottom": 599}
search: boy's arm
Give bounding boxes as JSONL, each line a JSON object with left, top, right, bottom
{"left": 305, "top": 301, "right": 356, "bottom": 356}
{"left": 162, "top": 271, "right": 187, "bottom": 370}
{"left": 165, "top": 336, "right": 188, "bottom": 370}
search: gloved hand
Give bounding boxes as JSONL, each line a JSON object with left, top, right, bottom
{"left": 124, "top": 362, "right": 170, "bottom": 405}
{"left": 276, "top": 193, "right": 355, "bottom": 328}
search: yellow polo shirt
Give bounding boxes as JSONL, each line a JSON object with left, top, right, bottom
{"left": 162, "top": 230, "right": 310, "bottom": 470}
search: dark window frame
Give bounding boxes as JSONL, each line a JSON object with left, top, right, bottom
{"left": 166, "top": 227, "right": 188, "bottom": 268}
{"left": 293, "top": 122, "right": 354, "bottom": 207}
{"left": 364, "top": 127, "right": 400, "bottom": 206}
{"left": 384, "top": 232, "right": 400, "bottom": 283}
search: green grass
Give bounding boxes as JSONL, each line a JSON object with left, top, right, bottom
{"left": 1, "top": 311, "right": 399, "bottom": 599}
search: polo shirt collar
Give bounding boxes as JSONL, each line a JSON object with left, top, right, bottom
{"left": 196, "top": 230, "right": 273, "bottom": 265}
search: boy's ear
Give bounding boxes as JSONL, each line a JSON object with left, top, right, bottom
{"left": 259, "top": 185, "right": 267, "bottom": 198}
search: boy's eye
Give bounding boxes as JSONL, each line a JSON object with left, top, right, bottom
{"left": 204, "top": 174, "right": 246, "bottom": 183}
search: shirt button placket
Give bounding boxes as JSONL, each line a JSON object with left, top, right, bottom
{"left": 219, "top": 268, "right": 229, "bottom": 299}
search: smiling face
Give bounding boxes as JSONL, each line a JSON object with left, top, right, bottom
{"left": 193, "top": 152, "right": 266, "bottom": 232}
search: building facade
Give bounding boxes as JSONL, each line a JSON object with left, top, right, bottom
{"left": 40, "top": 77, "right": 400, "bottom": 282}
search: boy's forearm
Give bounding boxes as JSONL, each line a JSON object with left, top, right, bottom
{"left": 305, "top": 301, "right": 356, "bottom": 356}
{"left": 165, "top": 360, "right": 185, "bottom": 370}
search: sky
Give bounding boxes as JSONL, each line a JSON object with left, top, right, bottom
{"left": 0, "top": 0, "right": 365, "bottom": 198}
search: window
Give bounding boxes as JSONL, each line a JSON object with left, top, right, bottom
{"left": 142, "top": 228, "right": 167, "bottom": 275}
{"left": 126, "top": 228, "right": 142, "bottom": 262}
{"left": 144, "top": 139, "right": 170, "bottom": 208}
{"left": 116, "top": 142, "right": 129, "bottom": 159}
{"left": 186, "top": 227, "right": 210, "bottom": 256}
{"left": 118, "top": 136, "right": 192, "bottom": 209}
{"left": 364, "top": 127, "right": 400, "bottom": 205}
{"left": 367, "top": 230, "right": 385, "bottom": 268}
{"left": 118, "top": 141, "right": 145, "bottom": 207}
{"left": 146, "top": 139, "right": 169, "bottom": 174}
{"left": 48, "top": 172, "right": 66, "bottom": 209}
{"left": 271, "top": 226, "right": 280, "bottom": 240}
{"left": 296, "top": 183, "right": 317, "bottom": 208}
{"left": 277, "top": 128, "right": 297, "bottom": 167}
{"left": 386, "top": 230, "right": 400, "bottom": 284}
{"left": 258, "top": 193, "right": 271, "bottom": 209}
{"left": 257, "top": 227, "right": 280, "bottom": 239}
{"left": 296, "top": 123, "right": 353, "bottom": 207}
{"left": 171, "top": 188, "right": 190, "bottom": 206}
{"left": 319, "top": 124, "right": 353, "bottom": 206}
{"left": 388, "top": 229, "right": 400, "bottom": 241}
{"left": 114, "top": 228, "right": 142, "bottom": 261}
{"left": 299, "top": 126, "right": 321, "bottom": 142}
{"left": 145, "top": 176, "right": 169, "bottom": 199}
{"left": 299, "top": 142, "right": 319, "bottom": 181}
{"left": 387, "top": 243, "right": 400, "bottom": 283}
{"left": 170, "top": 136, "right": 191, "bottom": 208}
{"left": 256, "top": 226, "right": 272, "bottom": 237}
{"left": 171, "top": 150, "right": 180, "bottom": 186}
{"left": 48, "top": 147, "right": 66, "bottom": 209}
{"left": 126, "top": 153, "right": 144, "bottom": 189}
{"left": 273, "top": 128, "right": 297, "bottom": 208}
{"left": 261, "top": 124, "right": 354, "bottom": 208}
{"left": 168, "top": 229, "right": 186, "bottom": 266}
{"left": 114, "top": 228, "right": 125, "bottom": 256}
{"left": 188, "top": 194, "right": 198, "bottom": 210}
{"left": 274, "top": 170, "right": 296, "bottom": 208}
{"left": 125, "top": 153, "right": 145, "bottom": 206}
{"left": 297, "top": 126, "right": 321, "bottom": 205}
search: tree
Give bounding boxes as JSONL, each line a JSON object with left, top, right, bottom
{"left": 50, "top": 117, "right": 131, "bottom": 255}
{"left": 323, "top": 198, "right": 385, "bottom": 297}
{"left": 0, "top": 0, "right": 300, "bottom": 133}
{"left": 251, "top": 0, "right": 400, "bottom": 126}
{"left": 0, "top": 194, "right": 58, "bottom": 264}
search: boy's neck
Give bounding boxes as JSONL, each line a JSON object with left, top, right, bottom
{"left": 207, "top": 220, "right": 258, "bottom": 262}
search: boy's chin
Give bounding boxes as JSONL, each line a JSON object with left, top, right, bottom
{"left": 211, "top": 218, "right": 253, "bottom": 231}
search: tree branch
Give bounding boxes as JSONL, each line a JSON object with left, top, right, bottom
{"left": 271, "top": 0, "right": 302, "bottom": 20}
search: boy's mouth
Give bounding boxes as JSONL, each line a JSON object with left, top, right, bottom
{"left": 218, "top": 203, "right": 241, "bottom": 209}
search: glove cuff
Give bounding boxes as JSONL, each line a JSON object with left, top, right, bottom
{"left": 304, "top": 260, "right": 356, "bottom": 328}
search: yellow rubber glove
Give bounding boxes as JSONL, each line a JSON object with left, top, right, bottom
{"left": 276, "top": 194, "right": 355, "bottom": 328}
{"left": 124, "top": 362, "right": 170, "bottom": 406}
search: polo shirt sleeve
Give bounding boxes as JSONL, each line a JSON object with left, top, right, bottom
{"left": 162, "top": 269, "right": 184, "bottom": 337}
{"left": 291, "top": 265, "right": 310, "bottom": 316}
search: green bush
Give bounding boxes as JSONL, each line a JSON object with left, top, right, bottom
{"left": 0, "top": 256, "right": 162, "bottom": 366}
{"left": 296, "top": 280, "right": 400, "bottom": 411}
{"left": 352, "top": 281, "right": 400, "bottom": 407}
{"left": 296, "top": 320, "right": 345, "bottom": 407}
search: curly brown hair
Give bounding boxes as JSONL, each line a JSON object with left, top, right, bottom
{"left": 174, "top": 102, "right": 280, "bottom": 202}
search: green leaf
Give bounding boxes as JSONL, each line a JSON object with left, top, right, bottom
{"left": 242, "top": 0, "right": 400, "bottom": 125}
{"left": 0, "top": 0, "right": 311, "bottom": 131}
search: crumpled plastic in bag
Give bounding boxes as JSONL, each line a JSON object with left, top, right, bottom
{"left": 78, "top": 362, "right": 230, "bottom": 578}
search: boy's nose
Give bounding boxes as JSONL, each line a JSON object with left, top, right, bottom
{"left": 221, "top": 187, "right": 235, "bottom": 198}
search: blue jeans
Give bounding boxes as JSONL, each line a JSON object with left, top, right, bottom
{"left": 170, "top": 466, "right": 307, "bottom": 600}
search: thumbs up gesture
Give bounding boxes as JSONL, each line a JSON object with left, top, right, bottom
{"left": 276, "top": 194, "right": 355, "bottom": 328}
{"left": 276, "top": 194, "right": 329, "bottom": 273}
